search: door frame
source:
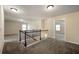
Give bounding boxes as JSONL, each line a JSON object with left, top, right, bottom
{"left": 54, "top": 18, "right": 66, "bottom": 41}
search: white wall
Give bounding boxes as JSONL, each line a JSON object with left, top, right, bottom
{"left": 5, "top": 20, "right": 22, "bottom": 35}
{"left": 0, "top": 6, "right": 4, "bottom": 53}
{"left": 41, "top": 19, "right": 55, "bottom": 38}
{"left": 47, "top": 11, "right": 79, "bottom": 45}
{"left": 28, "top": 20, "right": 41, "bottom": 30}
{"left": 4, "top": 20, "right": 41, "bottom": 35}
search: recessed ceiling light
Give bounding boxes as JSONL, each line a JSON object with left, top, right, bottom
{"left": 47, "top": 5, "right": 54, "bottom": 10}
{"left": 10, "top": 8, "right": 18, "bottom": 12}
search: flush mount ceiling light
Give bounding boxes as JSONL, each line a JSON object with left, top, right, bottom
{"left": 47, "top": 5, "right": 54, "bottom": 10}
{"left": 10, "top": 8, "right": 18, "bottom": 12}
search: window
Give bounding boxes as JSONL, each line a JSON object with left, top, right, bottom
{"left": 22, "top": 24, "right": 27, "bottom": 30}
{"left": 56, "top": 24, "right": 60, "bottom": 31}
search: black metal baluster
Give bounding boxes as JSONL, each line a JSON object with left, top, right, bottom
{"left": 40, "top": 30, "right": 41, "bottom": 40}
{"left": 19, "top": 30, "right": 21, "bottom": 41}
{"left": 24, "top": 31, "right": 27, "bottom": 46}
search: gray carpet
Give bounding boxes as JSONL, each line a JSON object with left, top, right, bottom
{"left": 2, "top": 38, "right": 79, "bottom": 54}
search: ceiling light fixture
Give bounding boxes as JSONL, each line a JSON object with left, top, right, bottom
{"left": 10, "top": 8, "right": 18, "bottom": 12}
{"left": 47, "top": 5, "right": 54, "bottom": 10}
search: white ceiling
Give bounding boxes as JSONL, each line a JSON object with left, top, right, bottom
{"left": 4, "top": 5, "right": 79, "bottom": 22}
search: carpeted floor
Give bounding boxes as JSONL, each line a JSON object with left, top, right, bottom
{"left": 2, "top": 38, "right": 79, "bottom": 54}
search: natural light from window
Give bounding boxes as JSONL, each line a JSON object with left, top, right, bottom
{"left": 22, "top": 24, "right": 27, "bottom": 31}
{"left": 56, "top": 24, "right": 60, "bottom": 31}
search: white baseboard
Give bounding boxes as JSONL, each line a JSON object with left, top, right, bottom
{"left": 50, "top": 37, "right": 79, "bottom": 45}
{"left": 64, "top": 39, "right": 79, "bottom": 45}
{"left": 4, "top": 34, "right": 18, "bottom": 36}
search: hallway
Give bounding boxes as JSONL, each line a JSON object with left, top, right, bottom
{"left": 1, "top": 5, "right": 79, "bottom": 54}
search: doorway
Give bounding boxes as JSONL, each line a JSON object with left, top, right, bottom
{"left": 55, "top": 20, "right": 65, "bottom": 40}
